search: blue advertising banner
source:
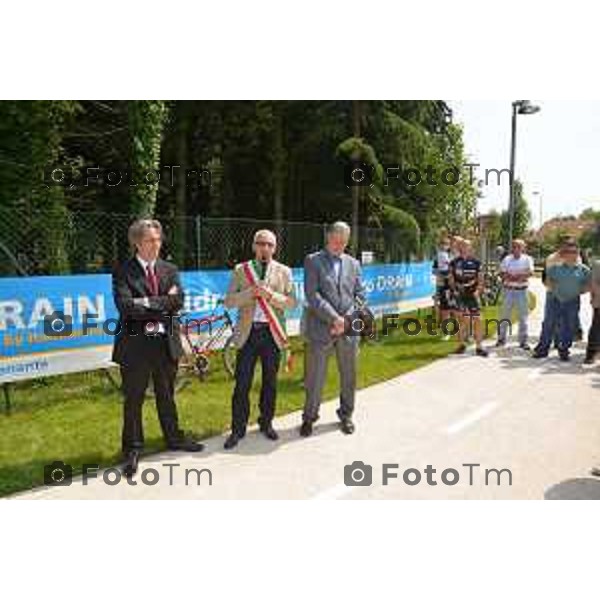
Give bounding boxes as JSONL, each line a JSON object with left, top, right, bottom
{"left": 0, "top": 261, "right": 434, "bottom": 383}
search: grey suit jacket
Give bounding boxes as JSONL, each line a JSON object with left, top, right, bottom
{"left": 302, "top": 249, "right": 365, "bottom": 344}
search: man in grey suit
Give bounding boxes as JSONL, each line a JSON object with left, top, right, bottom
{"left": 301, "top": 221, "right": 366, "bottom": 437}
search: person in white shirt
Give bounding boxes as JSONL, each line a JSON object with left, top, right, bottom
{"left": 432, "top": 236, "right": 453, "bottom": 331}
{"left": 496, "top": 239, "right": 534, "bottom": 349}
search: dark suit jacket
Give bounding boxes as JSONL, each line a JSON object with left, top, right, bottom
{"left": 112, "top": 257, "right": 184, "bottom": 366}
{"left": 302, "top": 249, "right": 365, "bottom": 344}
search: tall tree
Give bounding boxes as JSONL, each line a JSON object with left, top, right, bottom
{"left": 0, "top": 100, "right": 78, "bottom": 274}
{"left": 128, "top": 100, "right": 168, "bottom": 217}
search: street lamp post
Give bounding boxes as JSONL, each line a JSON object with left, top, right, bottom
{"left": 508, "top": 100, "right": 540, "bottom": 247}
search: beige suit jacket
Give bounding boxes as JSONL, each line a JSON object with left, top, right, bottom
{"left": 224, "top": 259, "right": 297, "bottom": 349}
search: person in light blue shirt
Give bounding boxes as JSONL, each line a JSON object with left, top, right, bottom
{"left": 533, "top": 241, "right": 591, "bottom": 361}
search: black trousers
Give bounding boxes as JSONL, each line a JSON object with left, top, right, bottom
{"left": 120, "top": 335, "right": 183, "bottom": 453}
{"left": 587, "top": 308, "right": 600, "bottom": 357}
{"left": 231, "top": 323, "right": 281, "bottom": 435}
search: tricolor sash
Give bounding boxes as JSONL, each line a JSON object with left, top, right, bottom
{"left": 241, "top": 260, "right": 289, "bottom": 349}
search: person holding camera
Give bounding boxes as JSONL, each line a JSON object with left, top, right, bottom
{"left": 112, "top": 219, "right": 204, "bottom": 477}
{"left": 301, "top": 221, "right": 366, "bottom": 437}
{"left": 533, "top": 240, "right": 590, "bottom": 361}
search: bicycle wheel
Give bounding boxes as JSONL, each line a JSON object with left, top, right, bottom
{"left": 223, "top": 334, "right": 237, "bottom": 378}
{"left": 178, "top": 332, "right": 204, "bottom": 388}
{"left": 175, "top": 353, "right": 200, "bottom": 389}
{"left": 492, "top": 285, "right": 503, "bottom": 306}
{"left": 103, "top": 363, "right": 190, "bottom": 396}
{"left": 102, "top": 367, "right": 123, "bottom": 394}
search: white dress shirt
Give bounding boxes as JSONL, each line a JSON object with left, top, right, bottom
{"left": 500, "top": 253, "right": 534, "bottom": 289}
{"left": 326, "top": 250, "right": 342, "bottom": 283}
{"left": 253, "top": 260, "right": 270, "bottom": 323}
{"left": 135, "top": 254, "right": 165, "bottom": 333}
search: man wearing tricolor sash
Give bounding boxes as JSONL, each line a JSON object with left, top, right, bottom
{"left": 223, "top": 229, "right": 297, "bottom": 450}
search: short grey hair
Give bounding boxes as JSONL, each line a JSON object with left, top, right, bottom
{"left": 253, "top": 229, "right": 277, "bottom": 245}
{"left": 326, "top": 221, "right": 351, "bottom": 238}
{"left": 128, "top": 218, "right": 163, "bottom": 248}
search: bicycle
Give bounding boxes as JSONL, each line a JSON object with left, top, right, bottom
{"left": 179, "top": 300, "right": 237, "bottom": 381}
{"left": 481, "top": 268, "right": 503, "bottom": 307}
{"left": 104, "top": 299, "right": 237, "bottom": 395}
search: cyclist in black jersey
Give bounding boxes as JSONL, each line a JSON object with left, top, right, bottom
{"left": 449, "top": 239, "right": 489, "bottom": 357}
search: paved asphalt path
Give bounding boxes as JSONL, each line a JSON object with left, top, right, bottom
{"left": 16, "top": 279, "right": 600, "bottom": 500}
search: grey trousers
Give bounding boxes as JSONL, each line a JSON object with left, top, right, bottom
{"left": 303, "top": 336, "right": 358, "bottom": 423}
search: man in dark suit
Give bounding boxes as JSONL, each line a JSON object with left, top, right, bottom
{"left": 112, "top": 218, "right": 204, "bottom": 476}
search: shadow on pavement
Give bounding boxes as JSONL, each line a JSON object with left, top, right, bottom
{"left": 545, "top": 477, "right": 600, "bottom": 499}
{"left": 141, "top": 420, "right": 342, "bottom": 462}
{"left": 494, "top": 339, "right": 592, "bottom": 376}
{"left": 218, "top": 421, "right": 341, "bottom": 456}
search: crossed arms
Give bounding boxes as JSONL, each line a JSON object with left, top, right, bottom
{"left": 112, "top": 263, "right": 184, "bottom": 319}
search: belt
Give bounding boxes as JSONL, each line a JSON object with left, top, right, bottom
{"left": 504, "top": 286, "right": 528, "bottom": 290}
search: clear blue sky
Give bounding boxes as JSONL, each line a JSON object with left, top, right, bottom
{"left": 451, "top": 101, "right": 600, "bottom": 228}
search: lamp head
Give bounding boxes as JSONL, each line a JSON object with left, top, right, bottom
{"left": 515, "top": 100, "right": 541, "bottom": 115}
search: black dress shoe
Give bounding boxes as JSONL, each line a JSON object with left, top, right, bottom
{"left": 532, "top": 348, "right": 548, "bottom": 359}
{"left": 559, "top": 351, "right": 570, "bottom": 362}
{"left": 167, "top": 438, "right": 205, "bottom": 452}
{"left": 224, "top": 432, "right": 242, "bottom": 450}
{"left": 519, "top": 342, "right": 531, "bottom": 351}
{"left": 260, "top": 424, "right": 279, "bottom": 441}
{"left": 591, "top": 466, "right": 600, "bottom": 477}
{"left": 340, "top": 418, "right": 355, "bottom": 435}
{"left": 300, "top": 421, "right": 313, "bottom": 437}
{"left": 123, "top": 450, "right": 140, "bottom": 476}
{"left": 475, "top": 347, "right": 489, "bottom": 357}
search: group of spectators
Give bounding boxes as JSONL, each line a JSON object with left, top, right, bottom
{"left": 433, "top": 233, "right": 600, "bottom": 361}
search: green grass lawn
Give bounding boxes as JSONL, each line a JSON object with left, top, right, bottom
{"left": 0, "top": 300, "right": 528, "bottom": 497}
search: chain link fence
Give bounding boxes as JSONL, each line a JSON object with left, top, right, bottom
{"left": 0, "top": 207, "right": 431, "bottom": 276}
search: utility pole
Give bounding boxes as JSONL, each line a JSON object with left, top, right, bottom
{"left": 351, "top": 100, "right": 362, "bottom": 256}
